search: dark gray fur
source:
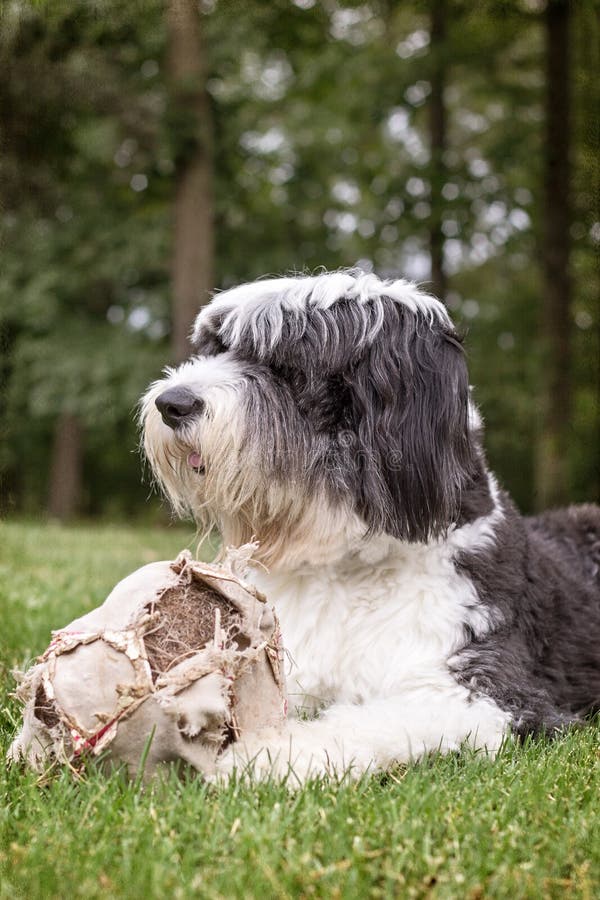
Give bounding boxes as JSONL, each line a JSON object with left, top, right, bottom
{"left": 453, "top": 499, "right": 600, "bottom": 735}
{"left": 197, "top": 297, "right": 478, "bottom": 542}
{"left": 193, "top": 292, "right": 600, "bottom": 737}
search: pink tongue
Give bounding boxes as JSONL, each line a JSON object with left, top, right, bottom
{"left": 187, "top": 452, "right": 203, "bottom": 469}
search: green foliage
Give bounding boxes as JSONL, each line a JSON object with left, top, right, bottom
{"left": 0, "top": 0, "right": 598, "bottom": 516}
{"left": 1, "top": 521, "right": 599, "bottom": 899}
{"left": 0, "top": 0, "right": 171, "bottom": 515}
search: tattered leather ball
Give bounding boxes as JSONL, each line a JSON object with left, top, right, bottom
{"left": 8, "top": 546, "right": 286, "bottom": 779}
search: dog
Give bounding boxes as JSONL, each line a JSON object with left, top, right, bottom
{"left": 141, "top": 270, "right": 600, "bottom": 782}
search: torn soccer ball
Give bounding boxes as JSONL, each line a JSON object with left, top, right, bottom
{"left": 8, "top": 546, "right": 286, "bottom": 778}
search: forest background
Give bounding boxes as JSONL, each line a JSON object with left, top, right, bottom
{"left": 0, "top": 0, "right": 598, "bottom": 523}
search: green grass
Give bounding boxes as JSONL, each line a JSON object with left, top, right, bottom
{"left": 1, "top": 520, "right": 599, "bottom": 899}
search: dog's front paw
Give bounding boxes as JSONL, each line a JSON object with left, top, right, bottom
{"left": 213, "top": 732, "right": 319, "bottom": 785}
{"left": 213, "top": 723, "right": 364, "bottom": 788}
{"left": 212, "top": 726, "right": 344, "bottom": 786}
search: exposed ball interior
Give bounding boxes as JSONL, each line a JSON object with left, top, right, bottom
{"left": 143, "top": 581, "right": 243, "bottom": 680}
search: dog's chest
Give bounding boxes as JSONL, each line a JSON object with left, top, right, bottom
{"left": 260, "top": 546, "right": 488, "bottom": 713}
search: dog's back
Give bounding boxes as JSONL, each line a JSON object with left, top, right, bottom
{"left": 526, "top": 503, "right": 600, "bottom": 590}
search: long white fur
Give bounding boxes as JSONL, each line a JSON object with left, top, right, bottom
{"left": 213, "top": 474, "right": 510, "bottom": 782}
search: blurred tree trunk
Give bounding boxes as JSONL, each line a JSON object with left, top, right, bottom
{"left": 428, "top": 0, "right": 448, "bottom": 302}
{"left": 167, "top": 0, "right": 214, "bottom": 363}
{"left": 535, "top": 0, "right": 572, "bottom": 510}
{"left": 48, "top": 413, "right": 83, "bottom": 520}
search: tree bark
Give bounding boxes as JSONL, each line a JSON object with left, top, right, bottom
{"left": 428, "top": 0, "right": 448, "bottom": 302}
{"left": 48, "top": 412, "right": 83, "bottom": 520}
{"left": 167, "top": 0, "right": 215, "bottom": 363}
{"left": 535, "top": 0, "right": 572, "bottom": 510}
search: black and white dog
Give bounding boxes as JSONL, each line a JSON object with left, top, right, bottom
{"left": 141, "top": 270, "right": 600, "bottom": 781}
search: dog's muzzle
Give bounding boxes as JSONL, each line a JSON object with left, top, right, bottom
{"left": 155, "top": 387, "right": 205, "bottom": 430}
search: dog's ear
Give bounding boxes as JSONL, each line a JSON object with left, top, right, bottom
{"left": 347, "top": 299, "right": 476, "bottom": 542}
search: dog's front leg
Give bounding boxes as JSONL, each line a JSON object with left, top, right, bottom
{"left": 215, "top": 689, "right": 509, "bottom": 784}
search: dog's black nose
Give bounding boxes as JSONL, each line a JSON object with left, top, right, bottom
{"left": 155, "top": 388, "right": 205, "bottom": 429}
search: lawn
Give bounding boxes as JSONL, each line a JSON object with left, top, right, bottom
{"left": 1, "top": 520, "right": 598, "bottom": 899}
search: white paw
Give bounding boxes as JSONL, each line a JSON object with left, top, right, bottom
{"left": 211, "top": 725, "right": 367, "bottom": 786}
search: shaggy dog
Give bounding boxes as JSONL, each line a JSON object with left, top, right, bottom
{"left": 141, "top": 270, "right": 600, "bottom": 782}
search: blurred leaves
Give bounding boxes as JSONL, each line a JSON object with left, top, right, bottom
{"left": 0, "top": 0, "right": 598, "bottom": 516}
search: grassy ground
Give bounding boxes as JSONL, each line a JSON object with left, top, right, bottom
{"left": 0, "top": 520, "right": 598, "bottom": 899}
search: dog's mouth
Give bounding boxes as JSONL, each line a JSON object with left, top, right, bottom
{"left": 187, "top": 451, "right": 206, "bottom": 475}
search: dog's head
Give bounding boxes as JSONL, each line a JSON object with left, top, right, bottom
{"left": 141, "top": 271, "right": 479, "bottom": 567}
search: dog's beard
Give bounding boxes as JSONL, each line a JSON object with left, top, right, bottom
{"left": 141, "top": 386, "right": 363, "bottom": 570}
{"left": 141, "top": 383, "right": 254, "bottom": 529}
